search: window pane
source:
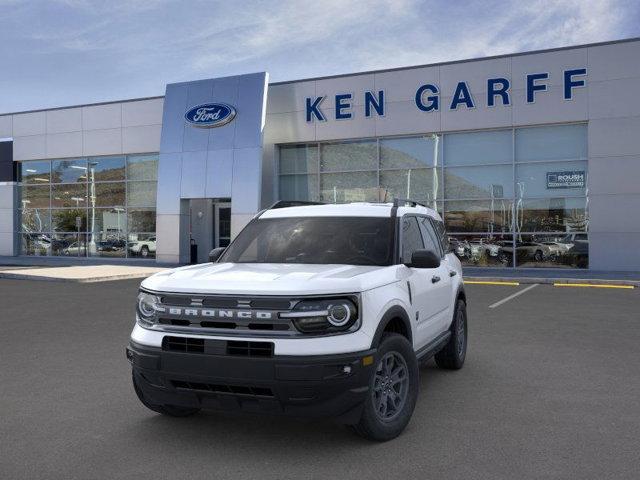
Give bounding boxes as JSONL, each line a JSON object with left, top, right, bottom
{"left": 50, "top": 233, "right": 87, "bottom": 257}
{"left": 128, "top": 234, "right": 156, "bottom": 259}
{"left": 448, "top": 234, "right": 513, "bottom": 267}
{"left": 516, "top": 161, "right": 587, "bottom": 198}
{"left": 444, "top": 130, "right": 512, "bottom": 166}
{"left": 88, "top": 208, "right": 127, "bottom": 239}
{"left": 444, "top": 200, "right": 513, "bottom": 233}
{"left": 21, "top": 185, "right": 50, "bottom": 209}
{"left": 514, "top": 234, "right": 588, "bottom": 269}
{"left": 20, "top": 161, "right": 50, "bottom": 184}
{"left": 380, "top": 136, "right": 441, "bottom": 169}
{"left": 94, "top": 182, "right": 125, "bottom": 207}
{"left": 91, "top": 156, "right": 125, "bottom": 181}
{"left": 279, "top": 174, "right": 319, "bottom": 202}
{"left": 20, "top": 209, "right": 50, "bottom": 233}
{"left": 127, "top": 154, "right": 158, "bottom": 181}
{"left": 417, "top": 217, "right": 441, "bottom": 255}
{"left": 444, "top": 165, "right": 513, "bottom": 199}
{"left": 127, "top": 181, "right": 157, "bottom": 207}
{"left": 321, "top": 140, "right": 377, "bottom": 172}
{"left": 52, "top": 183, "right": 87, "bottom": 208}
{"left": 320, "top": 171, "right": 378, "bottom": 203}
{"left": 401, "top": 216, "right": 424, "bottom": 264}
{"left": 21, "top": 233, "right": 52, "bottom": 256}
{"left": 380, "top": 169, "right": 440, "bottom": 204}
{"left": 128, "top": 209, "right": 156, "bottom": 232}
{"left": 516, "top": 197, "right": 588, "bottom": 232}
{"left": 52, "top": 209, "right": 87, "bottom": 232}
{"left": 516, "top": 124, "right": 587, "bottom": 162}
{"left": 88, "top": 235, "right": 126, "bottom": 258}
{"left": 279, "top": 145, "right": 318, "bottom": 174}
{"left": 51, "top": 158, "right": 87, "bottom": 183}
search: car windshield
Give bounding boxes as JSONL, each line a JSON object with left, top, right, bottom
{"left": 219, "top": 216, "right": 394, "bottom": 266}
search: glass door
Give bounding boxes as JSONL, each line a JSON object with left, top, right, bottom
{"left": 214, "top": 203, "right": 231, "bottom": 248}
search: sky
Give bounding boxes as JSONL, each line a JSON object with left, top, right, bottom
{"left": 1, "top": 0, "right": 639, "bottom": 113}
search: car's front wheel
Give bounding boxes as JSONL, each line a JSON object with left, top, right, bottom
{"left": 352, "top": 333, "right": 419, "bottom": 441}
{"left": 132, "top": 371, "right": 200, "bottom": 417}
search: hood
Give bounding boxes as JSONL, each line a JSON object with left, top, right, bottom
{"left": 142, "top": 262, "right": 399, "bottom": 295}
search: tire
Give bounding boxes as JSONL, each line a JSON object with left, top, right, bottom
{"left": 140, "top": 246, "right": 149, "bottom": 258}
{"left": 534, "top": 250, "right": 543, "bottom": 262}
{"left": 435, "top": 299, "right": 468, "bottom": 370}
{"left": 352, "top": 333, "right": 419, "bottom": 442}
{"left": 132, "top": 371, "right": 200, "bottom": 417}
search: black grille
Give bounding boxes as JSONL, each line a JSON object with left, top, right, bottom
{"left": 171, "top": 380, "right": 274, "bottom": 397}
{"left": 162, "top": 336, "right": 204, "bottom": 353}
{"left": 227, "top": 341, "right": 274, "bottom": 357}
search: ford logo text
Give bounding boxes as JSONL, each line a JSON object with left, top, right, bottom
{"left": 184, "top": 103, "right": 236, "bottom": 128}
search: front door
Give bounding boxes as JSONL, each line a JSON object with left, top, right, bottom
{"left": 214, "top": 203, "right": 231, "bottom": 248}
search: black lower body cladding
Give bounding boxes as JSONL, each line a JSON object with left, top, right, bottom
{"left": 127, "top": 340, "right": 376, "bottom": 423}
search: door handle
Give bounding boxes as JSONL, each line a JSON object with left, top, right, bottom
{"left": 449, "top": 270, "right": 457, "bottom": 277}
{"left": 431, "top": 275, "right": 441, "bottom": 283}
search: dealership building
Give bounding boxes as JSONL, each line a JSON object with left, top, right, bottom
{"left": 0, "top": 38, "right": 639, "bottom": 271}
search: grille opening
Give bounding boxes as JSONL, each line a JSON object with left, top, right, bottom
{"left": 227, "top": 341, "right": 274, "bottom": 357}
{"left": 171, "top": 380, "right": 274, "bottom": 397}
{"left": 159, "top": 318, "right": 191, "bottom": 326}
{"left": 202, "top": 298, "right": 240, "bottom": 308}
{"left": 248, "top": 323, "right": 273, "bottom": 330}
{"left": 249, "top": 299, "right": 292, "bottom": 310}
{"left": 200, "top": 321, "right": 237, "bottom": 329}
{"left": 162, "top": 336, "right": 204, "bottom": 353}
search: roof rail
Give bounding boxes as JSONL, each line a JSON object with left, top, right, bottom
{"left": 268, "top": 200, "right": 325, "bottom": 210}
{"left": 392, "top": 198, "right": 429, "bottom": 209}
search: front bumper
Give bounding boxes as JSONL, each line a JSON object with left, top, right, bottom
{"left": 127, "top": 340, "right": 376, "bottom": 423}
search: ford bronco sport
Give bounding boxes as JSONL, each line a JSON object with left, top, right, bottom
{"left": 127, "top": 199, "right": 467, "bottom": 441}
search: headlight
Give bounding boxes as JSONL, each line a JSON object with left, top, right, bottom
{"left": 281, "top": 297, "right": 359, "bottom": 334}
{"left": 136, "top": 291, "right": 162, "bottom": 326}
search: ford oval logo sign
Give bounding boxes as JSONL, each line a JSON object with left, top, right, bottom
{"left": 184, "top": 103, "right": 237, "bottom": 128}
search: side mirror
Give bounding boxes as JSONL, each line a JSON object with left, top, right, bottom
{"left": 406, "top": 249, "right": 440, "bottom": 269}
{"left": 208, "top": 247, "right": 226, "bottom": 263}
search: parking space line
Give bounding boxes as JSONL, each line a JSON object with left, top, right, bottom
{"left": 554, "top": 283, "right": 635, "bottom": 289}
{"left": 464, "top": 280, "right": 520, "bottom": 286}
{"left": 489, "top": 283, "right": 539, "bottom": 309}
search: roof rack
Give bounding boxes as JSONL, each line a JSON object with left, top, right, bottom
{"left": 392, "top": 198, "right": 429, "bottom": 208}
{"left": 268, "top": 200, "right": 325, "bottom": 210}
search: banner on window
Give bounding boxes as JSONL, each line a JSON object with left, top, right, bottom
{"left": 546, "top": 171, "right": 585, "bottom": 189}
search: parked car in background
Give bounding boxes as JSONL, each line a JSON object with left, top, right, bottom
{"left": 129, "top": 236, "right": 156, "bottom": 258}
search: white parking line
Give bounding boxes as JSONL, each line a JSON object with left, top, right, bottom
{"left": 489, "top": 283, "right": 539, "bottom": 309}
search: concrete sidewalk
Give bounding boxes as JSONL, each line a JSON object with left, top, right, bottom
{"left": 464, "top": 267, "right": 640, "bottom": 287}
{"left": 0, "top": 265, "right": 167, "bottom": 283}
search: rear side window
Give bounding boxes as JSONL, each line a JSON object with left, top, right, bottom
{"left": 418, "top": 217, "right": 442, "bottom": 257}
{"left": 401, "top": 216, "right": 424, "bottom": 264}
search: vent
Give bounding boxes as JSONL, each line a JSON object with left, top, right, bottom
{"left": 171, "top": 380, "right": 274, "bottom": 397}
{"left": 227, "top": 341, "right": 274, "bottom": 357}
{"left": 162, "top": 336, "right": 204, "bottom": 353}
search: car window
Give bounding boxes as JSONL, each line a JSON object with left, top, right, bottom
{"left": 432, "top": 219, "right": 449, "bottom": 253}
{"left": 401, "top": 216, "right": 424, "bottom": 264}
{"left": 418, "top": 217, "right": 442, "bottom": 257}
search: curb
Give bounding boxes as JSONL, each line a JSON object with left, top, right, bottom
{"left": 0, "top": 272, "right": 156, "bottom": 283}
{"left": 464, "top": 276, "right": 640, "bottom": 287}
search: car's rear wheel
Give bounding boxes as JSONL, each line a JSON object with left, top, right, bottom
{"left": 352, "top": 333, "right": 419, "bottom": 441}
{"left": 140, "top": 246, "right": 149, "bottom": 258}
{"left": 132, "top": 371, "right": 200, "bottom": 417}
{"left": 534, "top": 249, "right": 543, "bottom": 262}
{"left": 435, "top": 299, "right": 467, "bottom": 370}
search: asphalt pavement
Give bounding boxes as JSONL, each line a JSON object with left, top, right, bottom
{"left": 0, "top": 278, "right": 639, "bottom": 479}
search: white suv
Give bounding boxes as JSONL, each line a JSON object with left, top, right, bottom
{"left": 127, "top": 200, "right": 467, "bottom": 441}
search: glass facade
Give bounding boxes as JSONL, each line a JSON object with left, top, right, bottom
{"left": 18, "top": 154, "right": 158, "bottom": 259}
{"left": 278, "top": 124, "right": 588, "bottom": 269}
